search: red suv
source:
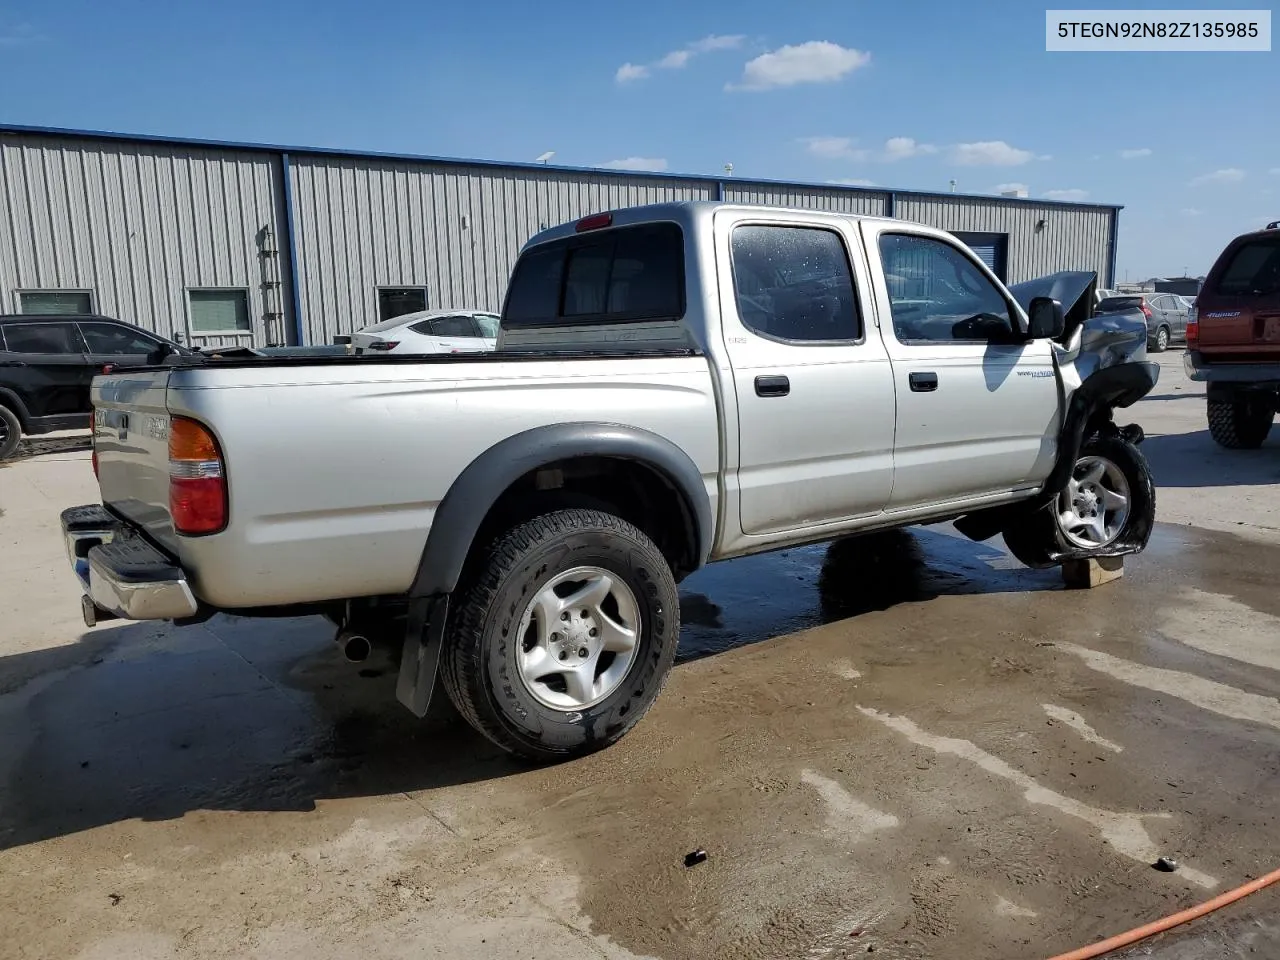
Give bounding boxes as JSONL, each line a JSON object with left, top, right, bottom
{"left": 1184, "top": 221, "right": 1280, "bottom": 448}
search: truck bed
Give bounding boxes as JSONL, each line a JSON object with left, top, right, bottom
{"left": 92, "top": 349, "right": 719, "bottom": 608}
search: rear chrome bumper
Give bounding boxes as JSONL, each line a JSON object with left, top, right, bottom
{"left": 1184, "top": 350, "right": 1280, "bottom": 384}
{"left": 61, "top": 505, "right": 199, "bottom": 621}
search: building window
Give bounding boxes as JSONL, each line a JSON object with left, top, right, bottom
{"left": 378, "top": 287, "right": 427, "bottom": 321}
{"left": 16, "top": 289, "right": 94, "bottom": 315}
{"left": 188, "top": 289, "right": 251, "bottom": 333}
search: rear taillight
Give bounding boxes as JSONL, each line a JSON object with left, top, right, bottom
{"left": 367, "top": 340, "right": 399, "bottom": 351}
{"left": 168, "top": 417, "right": 226, "bottom": 535}
{"left": 1141, "top": 302, "right": 1153, "bottom": 319}
{"left": 1186, "top": 306, "right": 1199, "bottom": 346}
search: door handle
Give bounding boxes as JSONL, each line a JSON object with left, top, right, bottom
{"left": 909, "top": 371, "right": 938, "bottom": 393}
{"left": 754, "top": 374, "right": 790, "bottom": 398}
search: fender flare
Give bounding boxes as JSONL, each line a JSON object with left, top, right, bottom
{"left": 408, "top": 423, "right": 714, "bottom": 598}
{"left": 0, "top": 387, "right": 31, "bottom": 429}
{"left": 1039, "top": 360, "right": 1159, "bottom": 503}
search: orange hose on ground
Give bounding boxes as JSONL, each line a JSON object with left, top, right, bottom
{"left": 1045, "top": 865, "right": 1280, "bottom": 960}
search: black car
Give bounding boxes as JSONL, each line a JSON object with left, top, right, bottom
{"left": 0, "top": 314, "right": 190, "bottom": 460}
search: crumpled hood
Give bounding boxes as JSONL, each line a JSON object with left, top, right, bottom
{"left": 1007, "top": 270, "right": 1098, "bottom": 316}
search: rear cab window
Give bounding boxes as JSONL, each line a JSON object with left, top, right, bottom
{"left": 503, "top": 222, "right": 685, "bottom": 328}
{"left": 1209, "top": 236, "right": 1280, "bottom": 297}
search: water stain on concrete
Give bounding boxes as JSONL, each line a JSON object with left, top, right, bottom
{"left": 800, "top": 770, "right": 900, "bottom": 838}
{"left": 1062, "top": 643, "right": 1280, "bottom": 732}
{"left": 1041, "top": 703, "right": 1124, "bottom": 753}
{"left": 857, "top": 707, "right": 1219, "bottom": 889}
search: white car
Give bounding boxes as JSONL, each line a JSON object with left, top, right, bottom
{"left": 349, "top": 309, "right": 499, "bottom": 355}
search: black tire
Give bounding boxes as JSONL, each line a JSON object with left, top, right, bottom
{"left": 0, "top": 405, "right": 20, "bottom": 461}
{"left": 1152, "top": 326, "right": 1170, "bottom": 353}
{"left": 1002, "top": 435, "right": 1155, "bottom": 568}
{"left": 1207, "top": 397, "right": 1274, "bottom": 450}
{"left": 440, "top": 508, "right": 679, "bottom": 761}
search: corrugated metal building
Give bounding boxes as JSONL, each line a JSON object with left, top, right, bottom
{"left": 1, "top": 124, "right": 1121, "bottom": 348}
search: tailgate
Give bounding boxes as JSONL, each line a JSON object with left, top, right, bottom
{"left": 92, "top": 369, "right": 179, "bottom": 553}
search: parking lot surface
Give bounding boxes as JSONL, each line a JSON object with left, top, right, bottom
{"left": 2, "top": 350, "right": 1279, "bottom": 960}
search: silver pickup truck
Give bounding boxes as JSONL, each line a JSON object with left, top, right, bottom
{"left": 62, "top": 202, "right": 1158, "bottom": 760}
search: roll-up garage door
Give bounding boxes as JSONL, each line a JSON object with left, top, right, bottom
{"left": 951, "top": 232, "right": 1009, "bottom": 282}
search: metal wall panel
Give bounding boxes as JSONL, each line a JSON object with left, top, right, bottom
{"left": 289, "top": 157, "right": 714, "bottom": 344}
{"left": 894, "top": 195, "right": 1113, "bottom": 285}
{"left": 723, "top": 183, "right": 888, "bottom": 216}
{"left": 0, "top": 134, "right": 290, "bottom": 346}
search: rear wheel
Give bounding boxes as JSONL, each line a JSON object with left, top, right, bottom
{"left": 0, "top": 405, "right": 21, "bottom": 461}
{"left": 1207, "top": 397, "right": 1274, "bottom": 449}
{"left": 440, "top": 508, "right": 679, "bottom": 761}
{"left": 1152, "top": 326, "right": 1170, "bottom": 352}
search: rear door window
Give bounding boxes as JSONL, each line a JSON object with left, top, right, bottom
{"left": 503, "top": 222, "right": 684, "bottom": 328}
{"left": 1212, "top": 238, "right": 1280, "bottom": 296}
{"left": 1, "top": 322, "right": 84, "bottom": 354}
{"left": 411, "top": 315, "right": 479, "bottom": 338}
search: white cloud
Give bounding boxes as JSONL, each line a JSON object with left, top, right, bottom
{"left": 729, "top": 41, "right": 870, "bottom": 91}
{"left": 600, "top": 157, "right": 669, "bottom": 172}
{"left": 1180, "top": 208, "right": 1202, "bottom": 216}
{"left": 616, "top": 34, "right": 744, "bottom": 82}
{"left": 950, "top": 140, "right": 1036, "bottom": 166}
{"left": 801, "top": 136, "right": 869, "bottom": 161}
{"left": 1189, "top": 168, "right": 1246, "bottom": 185}
{"left": 1043, "top": 188, "right": 1089, "bottom": 201}
{"left": 829, "top": 178, "right": 877, "bottom": 187}
{"left": 616, "top": 63, "right": 649, "bottom": 83}
{"left": 882, "top": 136, "right": 937, "bottom": 161}
{"left": 1119, "top": 147, "right": 1152, "bottom": 159}
{"left": 994, "top": 182, "right": 1029, "bottom": 194}
{"left": 689, "top": 34, "right": 745, "bottom": 53}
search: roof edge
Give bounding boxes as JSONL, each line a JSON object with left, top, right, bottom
{"left": 0, "top": 121, "right": 1123, "bottom": 212}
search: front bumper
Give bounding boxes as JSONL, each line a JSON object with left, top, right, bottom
{"left": 61, "top": 505, "right": 199, "bottom": 621}
{"left": 1184, "top": 350, "right": 1280, "bottom": 384}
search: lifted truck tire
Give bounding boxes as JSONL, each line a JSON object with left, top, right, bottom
{"left": 1206, "top": 397, "right": 1274, "bottom": 450}
{"left": 440, "top": 508, "right": 680, "bottom": 762}
{"left": 1002, "top": 435, "right": 1154, "bottom": 569}
{"left": 0, "top": 405, "right": 20, "bottom": 460}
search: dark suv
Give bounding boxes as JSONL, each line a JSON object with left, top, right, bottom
{"left": 1183, "top": 223, "right": 1280, "bottom": 448}
{"left": 0, "top": 314, "right": 189, "bottom": 460}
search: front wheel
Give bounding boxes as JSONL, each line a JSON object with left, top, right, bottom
{"left": 0, "top": 405, "right": 20, "bottom": 461}
{"left": 440, "top": 508, "right": 679, "bottom": 761}
{"left": 1002, "top": 435, "right": 1155, "bottom": 568}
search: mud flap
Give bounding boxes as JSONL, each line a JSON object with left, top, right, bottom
{"left": 395, "top": 595, "right": 449, "bottom": 718}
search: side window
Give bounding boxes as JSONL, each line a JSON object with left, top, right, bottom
{"left": 878, "top": 234, "right": 1014, "bottom": 344}
{"left": 79, "top": 322, "right": 160, "bottom": 355}
{"left": 1, "top": 322, "right": 83, "bottom": 354}
{"left": 425, "top": 315, "right": 478, "bottom": 338}
{"left": 729, "top": 225, "right": 861, "bottom": 343}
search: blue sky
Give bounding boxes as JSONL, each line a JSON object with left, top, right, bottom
{"left": 1, "top": 0, "right": 1276, "bottom": 279}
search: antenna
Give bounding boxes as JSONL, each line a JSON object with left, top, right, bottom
{"left": 724, "top": 162, "right": 734, "bottom": 176}
{"left": 535, "top": 151, "right": 555, "bottom": 164}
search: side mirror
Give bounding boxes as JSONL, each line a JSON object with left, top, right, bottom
{"left": 1027, "top": 296, "right": 1066, "bottom": 340}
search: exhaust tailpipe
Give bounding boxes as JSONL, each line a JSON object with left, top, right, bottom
{"left": 334, "top": 629, "right": 371, "bottom": 663}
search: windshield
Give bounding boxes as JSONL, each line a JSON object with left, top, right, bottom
{"left": 1213, "top": 238, "right": 1280, "bottom": 296}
